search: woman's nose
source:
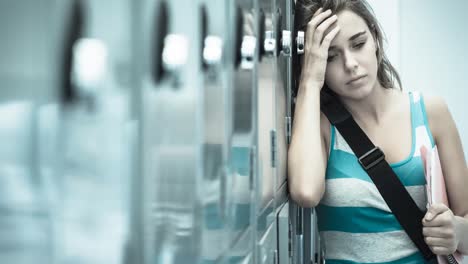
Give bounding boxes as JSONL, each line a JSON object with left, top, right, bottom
{"left": 343, "top": 52, "right": 359, "bottom": 72}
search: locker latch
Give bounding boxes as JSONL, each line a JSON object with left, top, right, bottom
{"left": 203, "top": 36, "right": 223, "bottom": 67}
{"left": 264, "top": 30, "right": 276, "bottom": 56}
{"left": 162, "top": 34, "right": 189, "bottom": 79}
{"left": 297, "top": 31, "right": 305, "bottom": 55}
{"left": 282, "top": 30, "right": 292, "bottom": 57}
{"left": 241, "top": 35, "right": 257, "bottom": 70}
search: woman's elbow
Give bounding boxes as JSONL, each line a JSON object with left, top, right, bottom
{"left": 289, "top": 187, "right": 323, "bottom": 208}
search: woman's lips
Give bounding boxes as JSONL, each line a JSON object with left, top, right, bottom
{"left": 347, "top": 75, "right": 367, "bottom": 85}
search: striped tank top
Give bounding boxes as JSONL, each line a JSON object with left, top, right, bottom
{"left": 316, "top": 91, "right": 436, "bottom": 264}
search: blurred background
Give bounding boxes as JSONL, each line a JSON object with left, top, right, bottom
{"left": 0, "top": 0, "right": 466, "bottom": 263}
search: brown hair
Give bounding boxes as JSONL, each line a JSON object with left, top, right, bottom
{"left": 293, "top": 0, "right": 402, "bottom": 94}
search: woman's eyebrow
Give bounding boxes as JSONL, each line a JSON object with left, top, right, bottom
{"left": 329, "top": 30, "right": 367, "bottom": 51}
{"left": 348, "top": 30, "right": 367, "bottom": 41}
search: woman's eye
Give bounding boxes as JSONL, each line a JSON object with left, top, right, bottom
{"left": 327, "top": 55, "right": 336, "bottom": 62}
{"left": 353, "top": 42, "right": 365, "bottom": 49}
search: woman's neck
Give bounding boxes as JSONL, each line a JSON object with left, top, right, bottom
{"left": 340, "top": 83, "right": 400, "bottom": 127}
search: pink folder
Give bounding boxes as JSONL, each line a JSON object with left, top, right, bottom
{"left": 420, "top": 145, "right": 464, "bottom": 264}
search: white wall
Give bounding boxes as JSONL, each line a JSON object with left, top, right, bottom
{"left": 368, "top": 0, "right": 468, "bottom": 160}
{"left": 366, "top": 0, "right": 401, "bottom": 72}
{"left": 400, "top": 0, "right": 468, "bottom": 160}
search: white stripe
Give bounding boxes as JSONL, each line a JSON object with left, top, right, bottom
{"left": 321, "top": 230, "right": 419, "bottom": 263}
{"left": 334, "top": 128, "right": 354, "bottom": 155}
{"left": 322, "top": 178, "right": 427, "bottom": 211}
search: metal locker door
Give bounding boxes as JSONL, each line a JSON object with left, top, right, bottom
{"left": 273, "top": 0, "right": 294, "bottom": 195}
{"left": 226, "top": 0, "right": 259, "bottom": 262}
{"left": 198, "top": 0, "right": 237, "bottom": 263}
{"left": 54, "top": 0, "right": 136, "bottom": 263}
{"left": 255, "top": 0, "right": 278, "bottom": 244}
{"left": 277, "top": 202, "right": 291, "bottom": 264}
{"left": 0, "top": 1, "right": 62, "bottom": 263}
{"left": 139, "top": 0, "right": 205, "bottom": 263}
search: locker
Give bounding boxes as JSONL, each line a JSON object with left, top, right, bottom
{"left": 255, "top": 0, "right": 277, "bottom": 241}
{"left": 139, "top": 0, "right": 207, "bottom": 263}
{"left": 0, "top": 1, "right": 62, "bottom": 263}
{"left": 228, "top": 0, "right": 261, "bottom": 263}
{"left": 53, "top": 0, "right": 136, "bottom": 263}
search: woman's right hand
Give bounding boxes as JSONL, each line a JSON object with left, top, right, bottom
{"left": 301, "top": 8, "right": 340, "bottom": 91}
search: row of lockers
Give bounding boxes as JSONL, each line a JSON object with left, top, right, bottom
{"left": 0, "top": 0, "right": 321, "bottom": 263}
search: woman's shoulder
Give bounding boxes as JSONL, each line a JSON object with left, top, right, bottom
{"left": 419, "top": 92, "right": 451, "bottom": 143}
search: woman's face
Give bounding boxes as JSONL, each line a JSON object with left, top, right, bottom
{"left": 324, "top": 10, "right": 379, "bottom": 100}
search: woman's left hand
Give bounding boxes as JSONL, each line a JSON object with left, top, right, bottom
{"left": 422, "top": 203, "right": 460, "bottom": 255}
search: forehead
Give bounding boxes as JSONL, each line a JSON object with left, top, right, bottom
{"left": 329, "top": 10, "right": 369, "bottom": 45}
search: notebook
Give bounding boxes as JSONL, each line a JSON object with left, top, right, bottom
{"left": 420, "top": 145, "right": 464, "bottom": 264}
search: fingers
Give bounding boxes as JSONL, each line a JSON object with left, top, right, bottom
{"left": 306, "top": 9, "right": 338, "bottom": 49}
{"left": 425, "top": 203, "right": 449, "bottom": 221}
{"left": 423, "top": 214, "right": 453, "bottom": 227}
{"left": 313, "top": 14, "right": 338, "bottom": 46}
{"left": 430, "top": 246, "right": 454, "bottom": 255}
{"left": 423, "top": 227, "right": 454, "bottom": 239}
{"left": 320, "top": 25, "right": 340, "bottom": 51}
{"left": 425, "top": 236, "right": 450, "bottom": 247}
{"left": 423, "top": 225, "right": 458, "bottom": 255}
{"left": 313, "top": 7, "right": 323, "bottom": 16}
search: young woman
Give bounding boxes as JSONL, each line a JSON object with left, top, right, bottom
{"left": 288, "top": 0, "right": 468, "bottom": 263}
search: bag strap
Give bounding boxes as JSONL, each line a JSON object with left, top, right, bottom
{"left": 320, "top": 88, "right": 435, "bottom": 261}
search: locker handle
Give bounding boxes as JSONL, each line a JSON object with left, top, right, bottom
{"left": 61, "top": 0, "right": 84, "bottom": 103}
{"left": 275, "top": 9, "right": 282, "bottom": 57}
{"left": 151, "top": 0, "right": 169, "bottom": 84}
{"left": 234, "top": 5, "right": 244, "bottom": 69}
{"left": 258, "top": 9, "right": 266, "bottom": 60}
{"left": 200, "top": 4, "right": 209, "bottom": 71}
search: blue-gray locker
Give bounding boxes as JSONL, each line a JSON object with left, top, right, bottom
{"left": 256, "top": 0, "right": 280, "bottom": 264}
{"left": 0, "top": 1, "right": 63, "bottom": 263}
{"left": 138, "top": 0, "right": 208, "bottom": 263}
{"left": 226, "top": 0, "right": 261, "bottom": 263}
{"left": 198, "top": 0, "right": 245, "bottom": 263}
{"left": 53, "top": 0, "right": 136, "bottom": 263}
{"left": 256, "top": 0, "right": 297, "bottom": 262}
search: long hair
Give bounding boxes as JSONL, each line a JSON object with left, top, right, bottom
{"left": 293, "top": 0, "right": 402, "bottom": 96}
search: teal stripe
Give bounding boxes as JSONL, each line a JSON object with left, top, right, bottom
{"left": 409, "top": 91, "right": 420, "bottom": 127}
{"left": 329, "top": 123, "right": 335, "bottom": 160}
{"left": 316, "top": 204, "right": 402, "bottom": 233}
{"left": 326, "top": 151, "right": 427, "bottom": 186}
{"left": 419, "top": 94, "right": 436, "bottom": 147}
{"left": 325, "top": 251, "right": 434, "bottom": 264}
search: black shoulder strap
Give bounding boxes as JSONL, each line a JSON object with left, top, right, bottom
{"left": 320, "top": 88, "right": 435, "bottom": 261}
